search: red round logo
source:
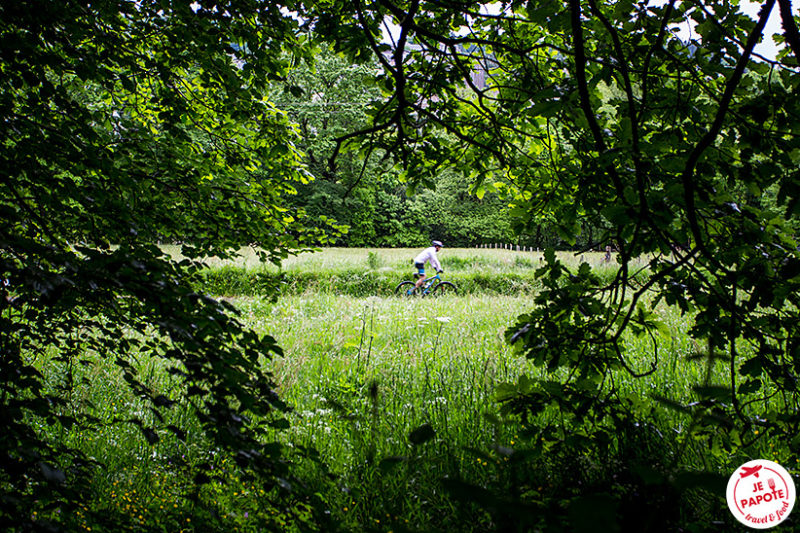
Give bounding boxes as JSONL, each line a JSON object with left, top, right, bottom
{"left": 727, "top": 459, "right": 795, "bottom": 529}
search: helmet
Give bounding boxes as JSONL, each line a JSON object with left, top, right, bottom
{"left": 432, "top": 240, "right": 443, "bottom": 248}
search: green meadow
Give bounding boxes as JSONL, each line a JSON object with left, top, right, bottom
{"left": 188, "top": 246, "right": 651, "bottom": 298}
{"left": 30, "top": 248, "right": 792, "bottom": 531}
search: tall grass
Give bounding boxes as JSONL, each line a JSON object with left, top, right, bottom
{"left": 25, "top": 248, "right": 792, "bottom": 531}
{"left": 232, "top": 292, "right": 785, "bottom": 531}
{"left": 240, "top": 293, "right": 550, "bottom": 530}
{"left": 191, "top": 247, "right": 638, "bottom": 297}
{"left": 164, "top": 245, "right": 644, "bottom": 274}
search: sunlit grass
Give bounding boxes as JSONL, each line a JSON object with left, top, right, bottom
{"left": 28, "top": 247, "right": 790, "bottom": 531}
{"left": 228, "top": 290, "right": 782, "bottom": 530}
{"left": 162, "top": 244, "right": 648, "bottom": 275}
{"left": 186, "top": 246, "right": 655, "bottom": 297}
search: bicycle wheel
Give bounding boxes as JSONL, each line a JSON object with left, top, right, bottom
{"left": 394, "top": 280, "right": 418, "bottom": 297}
{"left": 430, "top": 281, "right": 457, "bottom": 296}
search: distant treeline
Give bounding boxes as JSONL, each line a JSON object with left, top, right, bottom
{"left": 289, "top": 169, "right": 610, "bottom": 250}
{"left": 278, "top": 51, "right": 612, "bottom": 252}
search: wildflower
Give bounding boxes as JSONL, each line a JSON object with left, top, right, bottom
{"left": 435, "top": 316, "right": 452, "bottom": 323}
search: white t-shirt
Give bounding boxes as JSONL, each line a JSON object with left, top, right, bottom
{"left": 414, "top": 247, "right": 442, "bottom": 271}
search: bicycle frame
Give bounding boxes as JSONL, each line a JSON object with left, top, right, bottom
{"left": 419, "top": 273, "right": 441, "bottom": 294}
{"left": 397, "top": 272, "right": 455, "bottom": 297}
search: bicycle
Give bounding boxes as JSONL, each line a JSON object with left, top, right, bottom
{"left": 394, "top": 272, "right": 457, "bottom": 297}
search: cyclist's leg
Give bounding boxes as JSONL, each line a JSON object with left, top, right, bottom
{"left": 413, "top": 263, "right": 426, "bottom": 291}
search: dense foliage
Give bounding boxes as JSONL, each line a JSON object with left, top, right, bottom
{"left": 275, "top": 49, "right": 521, "bottom": 248}
{"left": 263, "top": 44, "right": 620, "bottom": 249}
{"left": 0, "top": 1, "right": 332, "bottom": 530}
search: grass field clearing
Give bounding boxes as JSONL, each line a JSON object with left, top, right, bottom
{"left": 24, "top": 247, "right": 793, "bottom": 531}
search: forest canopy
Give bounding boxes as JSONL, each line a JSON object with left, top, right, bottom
{"left": 1, "top": 1, "right": 334, "bottom": 528}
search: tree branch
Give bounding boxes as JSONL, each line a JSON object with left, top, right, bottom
{"left": 778, "top": 0, "right": 800, "bottom": 62}
{"left": 568, "top": 0, "right": 626, "bottom": 201}
{"left": 680, "top": 0, "right": 776, "bottom": 255}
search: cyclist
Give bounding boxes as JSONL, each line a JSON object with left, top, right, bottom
{"left": 410, "top": 240, "right": 444, "bottom": 294}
